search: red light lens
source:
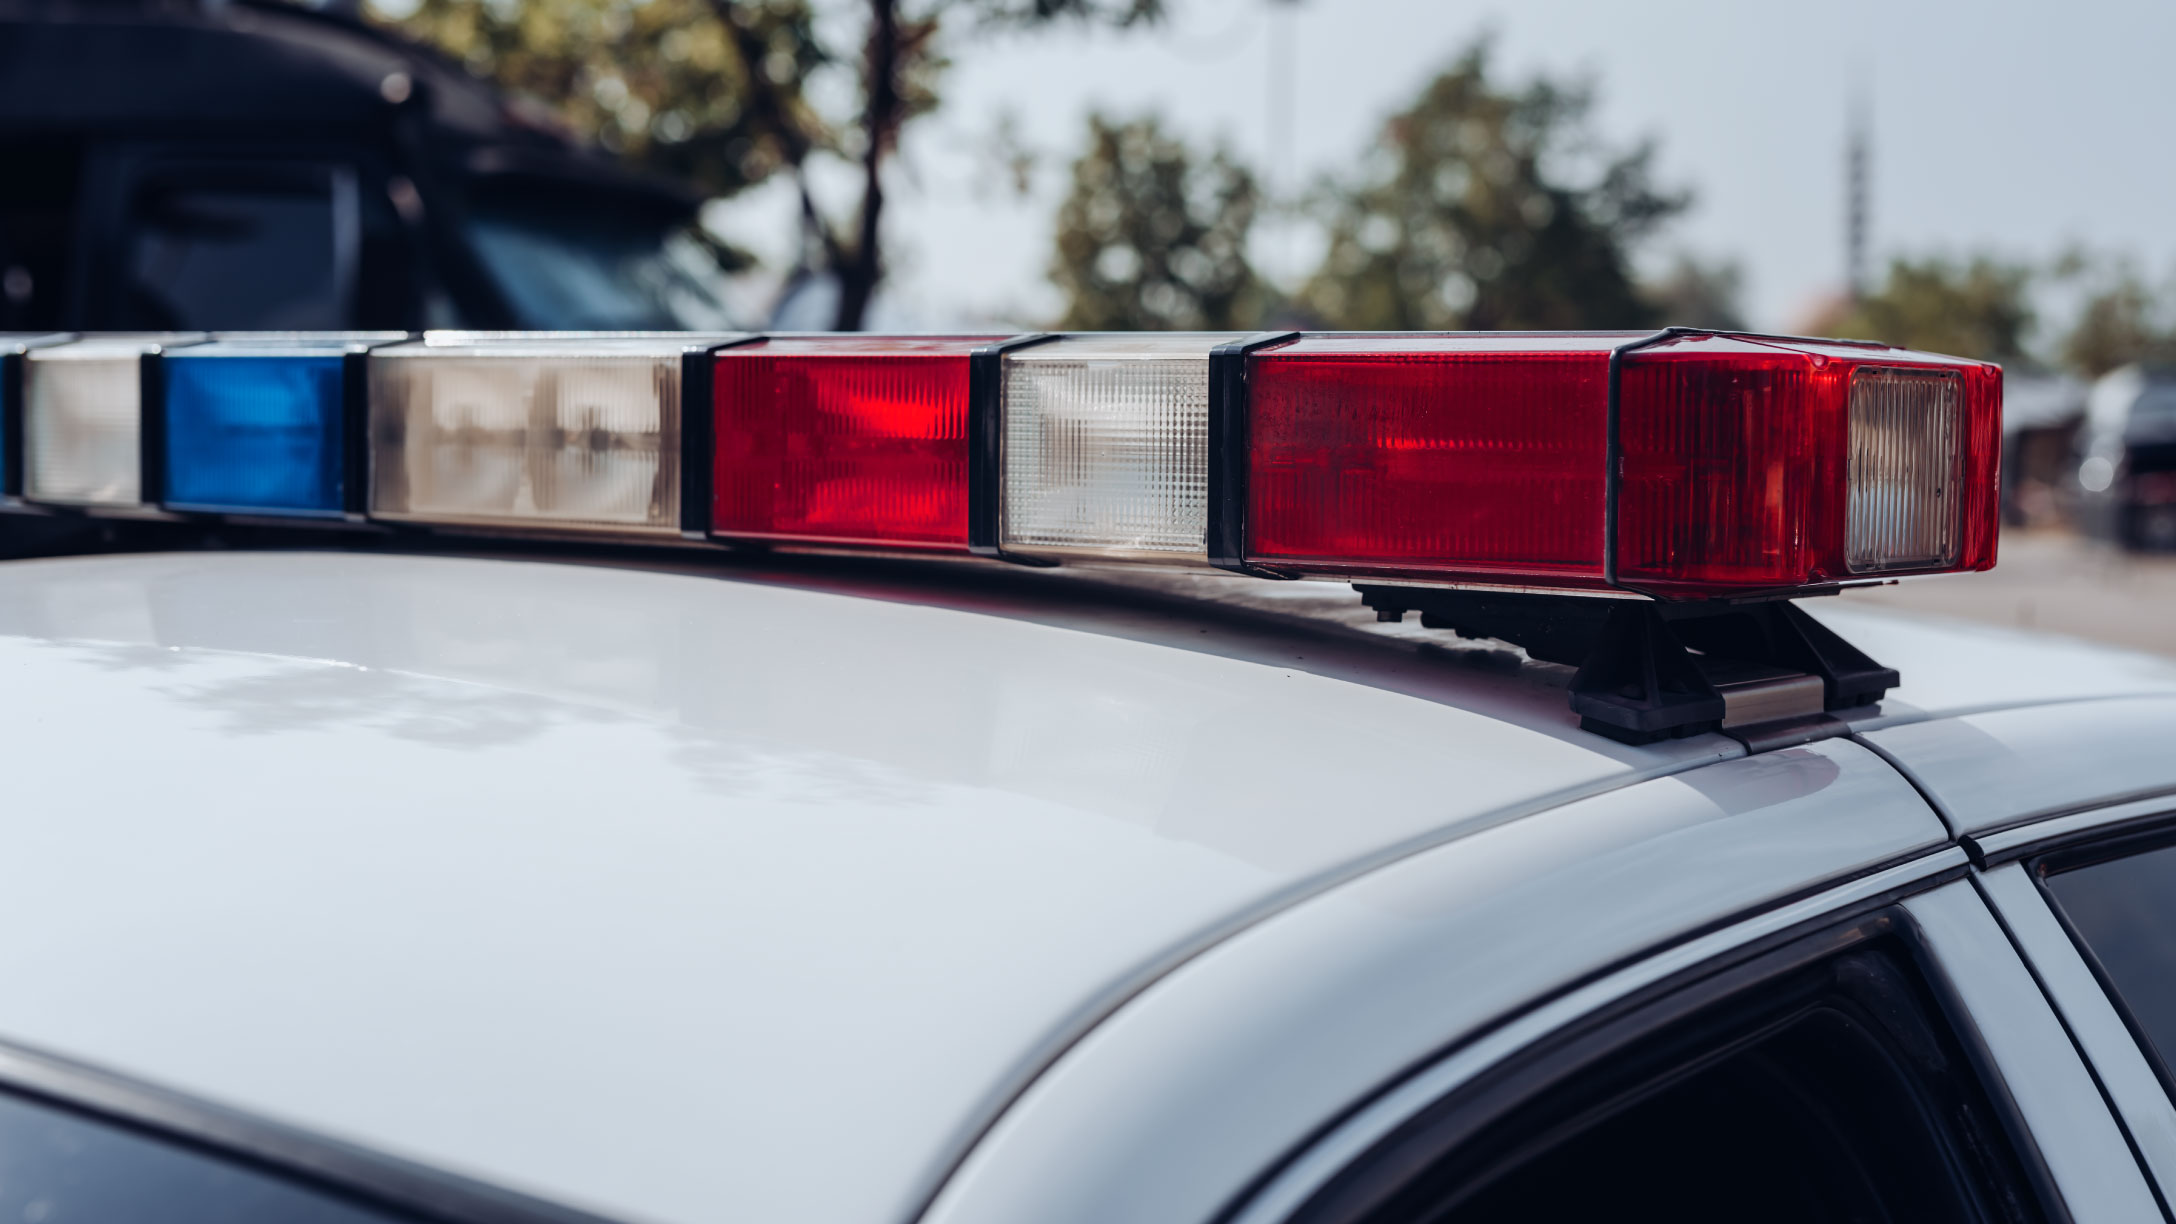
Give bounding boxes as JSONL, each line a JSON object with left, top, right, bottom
{"left": 1616, "top": 334, "right": 2000, "bottom": 597}
{"left": 1245, "top": 332, "right": 1999, "bottom": 598}
{"left": 1246, "top": 334, "right": 1628, "bottom": 589}
{"left": 711, "top": 336, "right": 1001, "bottom": 550}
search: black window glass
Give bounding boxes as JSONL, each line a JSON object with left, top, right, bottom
{"left": 123, "top": 166, "right": 354, "bottom": 330}
{"left": 2042, "top": 837, "right": 2176, "bottom": 1085}
{"left": 0, "top": 1088, "right": 415, "bottom": 1223}
{"left": 1295, "top": 942, "right": 2040, "bottom": 1224}
{"left": 465, "top": 192, "right": 737, "bottom": 331}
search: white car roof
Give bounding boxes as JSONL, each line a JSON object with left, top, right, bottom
{"left": 0, "top": 550, "right": 2172, "bottom": 1224}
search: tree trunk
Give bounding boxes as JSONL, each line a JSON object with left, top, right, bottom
{"left": 833, "top": 0, "right": 900, "bottom": 331}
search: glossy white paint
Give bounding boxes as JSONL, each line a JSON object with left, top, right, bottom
{"left": 0, "top": 550, "right": 1736, "bottom": 1224}
{"left": 1859, "top": 696, "right": 2176, "bottom": 836}
{"left": 925, "top": 738, "right": 1950, "bottom": 1224}
{"left": 1903, "top": 882, "right": 2165, "bottom": 1222}
{"left": 1809, "top": 604, "right": 2176, "bottom": 724}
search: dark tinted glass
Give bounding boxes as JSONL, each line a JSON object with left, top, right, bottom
{"left": 2043, "top": 839, "right": 2176, "bottom": 1082}
{"left": 124, "top": 168, "right": 352, "bottom": 330}
{"left": 465, "top": 195, "right": 736, "bottom": 331}
{"left": 0, "top": 1089, "right": 413, "bottom": 1223}
{"left": 1303, "top": 945, "right": 2039, "bottom": 1224}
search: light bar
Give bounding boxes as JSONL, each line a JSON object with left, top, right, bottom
{"left": 369, "top": 333, "right": 741, "bottom": 536}
{"left": 20, "top": 334, "right": 203, "bottom": 508}
{"left": 2, "top": 329, "right": 2001, "bottom": 604}
{"left": 159, "top": 334, "right": 408, "bottom": 517}
{"left": 710, "top": 335, "right": 1002, "bottom": 550}
{"left": 999, "top": 333, "right": 1246, "bottom": 563}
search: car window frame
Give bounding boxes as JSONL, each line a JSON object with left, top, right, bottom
{"left": 1221, "top": 872, "right": 2152, "bottom": 1224}
{"left": 1980, "top": 858, "right": 2176, "bottom": 1212}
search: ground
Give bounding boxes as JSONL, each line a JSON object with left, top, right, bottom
{"left": 1840, "top": 530, "right": 2176, "bottom": 659}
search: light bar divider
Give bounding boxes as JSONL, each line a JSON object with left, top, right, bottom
{"left": 1602, "top": 327, "right": 1696, "bottom": 594}
{"left": 681, "top": 333, "right": 764, "bottom": 540}
{"left": 341, "top": 334, "right": 418, "bottom": 520}
{"left": 138, "top": 345, "right": 173, "bottom": 508}
{"left": 968, "top": 332, "right": 1064, "bottom": 564}
{"left": 1206, "top": 330, "right": 1300, "bottom": 578}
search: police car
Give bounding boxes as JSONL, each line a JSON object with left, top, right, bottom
{"left": 1, "top": 327, "right": 2175, "bottom": 1224}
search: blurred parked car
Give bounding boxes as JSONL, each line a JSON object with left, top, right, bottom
{"left": 0, "top": 0, "right": 742, "bottom": 333}
{"left": 2078, "top": 364, "right": 2176, "bottom": 550}
{"left": 2000, "top": 372, "right": 2087, "bottom": 528}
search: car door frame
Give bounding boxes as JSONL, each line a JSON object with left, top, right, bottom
{"left": 1972, "top": 796, "right": 2176, "bottom": 1213}
{"left": 1221, "top": 871, "right": 2160, "bottom": 1224}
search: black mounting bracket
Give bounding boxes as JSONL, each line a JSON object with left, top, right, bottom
{"left": 968, "top": 332, "right": 1065, "bottom": 566}
{"left": 1356, "top": 586, "right": 1899, "bottom": 748}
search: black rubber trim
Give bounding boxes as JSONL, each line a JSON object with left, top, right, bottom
{"left": 0, "top": 1038, "right": 621, "bottom": 1224}
{"left": 1206, "top": 330, "right": 1301, "bottom": 577}
{"left": 680, "top": 333, "right": 765, "bottom": 538}
{"left": 1971, "top": 802, "right": 2176, "bottom": 872}
{"left": 138, "top": 347, "right": 170, "bottom": 507}
{"left": 968, "top": 332, "right": 1063, "bottom": 564}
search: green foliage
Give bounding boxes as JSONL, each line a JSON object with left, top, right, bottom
{"left": 1827, "top": 256, "right": 2035, "bottom": 364}
{"left": 2051, "top": 253, "right": 2176, "bottom": 378}
{"left": 1048, "top": 113, "right": 1262, "bottom": 330}
{"left": 383, "top": 0, "right": 828, "bottom": 201}
{"left": 1641, "top": 254, "right": 1746, "bottom": 331}
{"left": 378, "top": 0, "right": 1166, "bottom": 328}
{"left": 1296, "top": 41, "right": 1686, "bottom": 331}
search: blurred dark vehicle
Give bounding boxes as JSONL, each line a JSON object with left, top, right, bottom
{"left": 2078, "top": 364, "right": 2176, "bottom": 551}
{"left": 0, "top": 0, "right": 740, "bottom": 332}
{"left": 1999, "top": 373, "right": 2087, "bottom": 529}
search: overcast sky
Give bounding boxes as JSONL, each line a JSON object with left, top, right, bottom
{"left": 726, "top": 0, "right": 2176, "bottom": 333}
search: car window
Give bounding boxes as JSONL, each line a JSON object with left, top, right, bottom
{"left": 1287, "top": 938, "right": 2041, "bottom": 1224}
{"left": 2040, "top": 835, "right": 2176, "bottom": 1089}
{"left": 0, "top": 1088, "right": 418, "bottom": 1223}
{"left": 120, "top": 164, "right": 357, "bottom": 331}
{"left": 465, "top": 193, "right": 738, "bottom": 332}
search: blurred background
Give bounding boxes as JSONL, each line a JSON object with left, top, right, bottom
{"left": 3, "top": 0, "right": 2172, "bottom": 651}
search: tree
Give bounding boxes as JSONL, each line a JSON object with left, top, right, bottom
{"left": 1825, "top": 256, "right": 2035, "bottom": 364}
{"left": 1295, "top": 41, "right": 1686, "bottom": 331}
{"left": 2050, "top": 252, "right": 2176, "bottom": 378}
{"left": 1048, "top": 113, "right": 1263, "bottom": 330}
{"left": 386, "top": 0, "right": 829, "bottom": 203}
{"left": 378, "top": 0, "right": 1163, "bottom": 329}
{"left": 1642, "top": 254, "right": 1746, "bottom": 331}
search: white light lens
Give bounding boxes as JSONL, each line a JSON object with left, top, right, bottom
{"left": 1000, "top": 333, "right": 1242, "bottom": 560}
{"left": 1847, "top": 367, "right": 1962, "bottom": 572}
{"left": 369, "top": 337, "right": 705, "bottom": 534}
{"left": 23, "top": 335, "right": 197, "bottom": 506}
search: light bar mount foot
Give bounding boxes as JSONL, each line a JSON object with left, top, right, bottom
{"left": 1355, "top": 587, "right": 1899, "bottom": 748}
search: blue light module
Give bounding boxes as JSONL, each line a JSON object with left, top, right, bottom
{"left": 160, "top": 336, "right": 401, "bottom": 516}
